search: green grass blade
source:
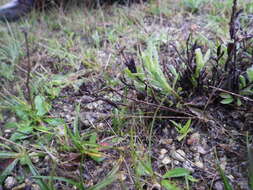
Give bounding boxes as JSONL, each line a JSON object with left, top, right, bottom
{"left": 161, "top": 180, "right": 180, "bottom": 190}
{"left": 217, "top": 164, "right": 233, "bottom": 190}
{"left": 25, "top": 155, "right": 50, "bottom": 190}
{"left": 0, "top": 158, "right": 19, "bottom": 184}
{"left": 163, "top": 168, "right": 190, "bottom": 178}
{"left": 87, "top": 159, "right": 121, "bottom": 190}
{"left": 0, "top": 152, "right": 20, "bottom": 158}
{"left": 33, "top": 176, "right": 84, "bottom": 189}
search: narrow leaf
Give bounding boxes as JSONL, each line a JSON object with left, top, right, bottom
{"left": 163, "top": 168, "right": 190, "bottom": 178}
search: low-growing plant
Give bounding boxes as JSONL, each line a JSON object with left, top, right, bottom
{"left": 124, "top": 41, "right": 180, "bottom": 100}
{"left": 161, "top": 168, "right": 198, "bottom": 190}
{"left": 0, "top": 141, "right": 49, "bottom": 190}
{"left": 170, "top": 119, "right": 192, "bottom": 141}
{"left": 219, "top": 66, "right": 253, "bottom": 106}
{"left": 182, "top": 0, "right": 207, "bottom": 13}
{"left": 0, "top": 23, "right": 23, "bottom": 81}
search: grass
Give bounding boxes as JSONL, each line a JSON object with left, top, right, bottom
{"left": 0, "top": 0, "right": 252, "bottom": 189}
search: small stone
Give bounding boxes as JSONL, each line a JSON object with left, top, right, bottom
{"left": 4, "top": 129, "right": 12, "bottom": 133}
{"left": 173, "top": 160, "right": 180, "bottom": 165}
{"left": 197, "top": 146, "right": 207, "bottom": 154}
{"left": 159, "top": 149, "right": 168, "bottom": 159}
{"left": 55, "top": 126, "right": 65, "bottom": 136}
{"left": 7, "top": 117, "right": 16, "bottom": 123}
{"left": 161, "top": 156, "right": 172, "bottom": 165}
{"left": 187, "top": 133, "right": 200, "bottom": 145}
{"left": 195, "top": 161, "right": 204, "bottom": 168}
{"left": 171, "top": 149, "right": 186, "bottom": 162}
{"left": 118, "top": 171, "right": 127, "bottom": 181}
{"left": 160, "top": 139, "right": 173, "bottom": 145}
{"left": 65, "top": 114, "right": 72, "bottom": 121}
{"left": 227, "top": 175, "right": 234, "bottom": 181}
{"left": 183, "top": 161, "right": 194, "bottom": 172}
{"left": 160, "top": 149, "right": 168, "bottom": 155}
{"left": 31, "top": 184, "right": 40, "bottom": 190}
{"left": 214, "top": 181, "right": 224, "bottom": 190}
{"left": 31, "top": 156, "right": 40, "bottom": 164}
{"left": 151, "top": 183, "right": 161, "bottom": 190}
{"left": 97, "top": 123, "right": 105, "bottom": 129}
{"left": 4, "top": 176, "right": 17, "bottom": 189}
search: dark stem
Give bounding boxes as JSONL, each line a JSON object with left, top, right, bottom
{"left": 23, "top": 30, "right": 33, "bottom": 109}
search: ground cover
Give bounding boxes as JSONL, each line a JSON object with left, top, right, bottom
{"left": 0, "top": 0, "right": 252, "bottom": 189}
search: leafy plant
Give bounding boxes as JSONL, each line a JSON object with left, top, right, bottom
{"left": 0, "top": 23, "right": 22, "bottom": 81}
{"left": 0, "top": 143, "right": 49, "bottom": 189}
{"left": 170, "top": 119, "right": 192, "bottom": 141}
{"left": 191, "top": 48, "right": 210, "bottom": 87}
{"left": 161, "top": 168, "right": 198, "bottom": 190}
{"left": 219, "top": 93, "right": 234, "bottom": 105}
{"left": 239, "top": 66, "right": 253, "bottom": 96}
{"left": 142, "top": 43, "right": 180, "bottom": 98}
{"left": 217, "top": 164, "right": 233, "bottom": 190}
{"left": 182, "top": 0, "right": 207, "bottom": 13}
{"left": 34, "top": 157, "right": 121, "bottom": 190}
{"left": 62, "top": 104, "right": 106, "bottom": 162}
{"left": 219, "top": 66, "right": 253, "bottom": 106}
{"left": 2, "top": 94, "right": 55, "bottom": 142}
{"left": 125, "top": 41, "right": 180, "bottom": 100}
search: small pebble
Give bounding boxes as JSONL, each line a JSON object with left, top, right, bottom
{"left": 183, "top": 161, "right": 194, "bottom": 172}
{"left": 214, "top": 181, "right": 224, "bottom": 190}
{"left": 197, "top": 146, "right": 207, "bottom": 154}
{"left": 151, "top": 183, "right": 161, "bottom": 190}
{"left": 4, "top": 176, "right": 17, "bottom": 189}
{"left": 171, "top": 149, "right": 186, "bottom": 162}
{"left": 161, "top": 156, "right": 172, "bottom": 165}
{"left": 187, "top": 133, "right": 200, "bottom": 145}
{"left": 173, "top": 160, "right": 180, "bottom": 165}
{"left": 195, "top": 161, "right": 204, "bottom": 168}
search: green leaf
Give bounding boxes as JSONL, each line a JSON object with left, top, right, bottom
{"left": 195, "top": 48, "right": 209, "bottom": 78}
{"left": 33, "top": 176, "right": 83, "bottom": 189}
{"left": 0, "top": 152, "right": 20, "bottom": 158}
{"left": 163, "top": 168, "right": 190, "bottom": 178}
{"left": 44, "top": 118, "right": 65, "bottom": 126}
{"left": 4, "top": 122, "right": 18, "bottom": 129}
{"left": 89, "top": 133, "right": 105, "bottom": 162}
{"left": 161, "top": 180, "right": 180, "bottom": 190}
{"left": 219, "top": 93, "right": 232, "bottom": 99}
{"left": 136, "top": 159, "right": 153, "bottom": 177}
{"left": 220, "top": 98, "right": 234, "bottom": 104}
{"left": 0, "top": 158, "right": 19, "bottom": 183}
{"left": 87, "top": 160, "right": 120, "bottom": 190}
{"left": 34, "top": 95, "right": 51, "bottom": 116}
{"left": 186, "top": 175, "right": 198, "bottom": 182}
{"left": 180, "top": 119, "right": 191, "bottom": 134}
{"left": 246, "top": 66, "right": 253, "bottom": 83}
{"left": 25, "top": 155, "right": 50, "bottom": 190}
{"left": 236, "top": 98, "right": 242, "bottom": 107}
{"left": 170, "top": 120, "right": 182, "bottom": 131}
{"left": 217, "top": 164, "right": 233, "bottom": 190}
{"left": 239, "top": 75, "right": 246, "bottom": 89}
{"left": 10, "top": 132, "right": 29, "bottom": 141}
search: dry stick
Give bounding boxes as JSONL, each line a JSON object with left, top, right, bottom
{"left": 204, "top": 77, "right": 225, "bottom": 111}
{"left": 210, "top": 86, "right": 253, "bottom": 102}
{"left": 0, "top": 136, "right": 26, "bottom": 150}
{"left": 81, "top": 112, "right": 194, "bottom": 120}
{"left": 111, "top": 88, "right": 194, "bottom": 117}
{"left": 23, "top": 30, "right": 33, "bottom": 109}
